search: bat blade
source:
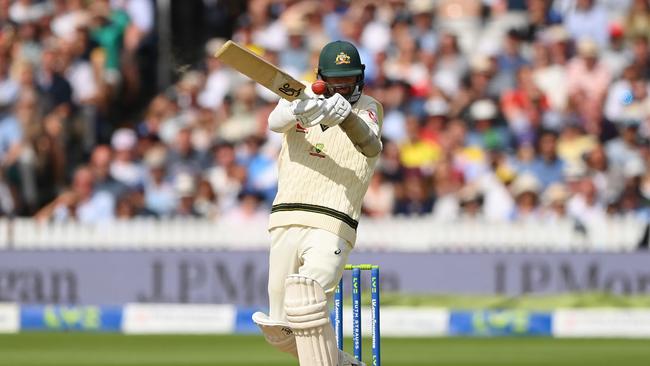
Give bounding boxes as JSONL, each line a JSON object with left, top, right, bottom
{"left": 214, "top": 40, "right": 307, "bottom": 101}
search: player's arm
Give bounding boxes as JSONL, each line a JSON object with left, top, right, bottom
{"left": 339, "top": 102, "right": 383, "bottom": 158}
{"left": 268, "top": 99, "right": 297, "bottom": 133}
{"left": 297, "top": 93, "right": 383, "bottom": 157}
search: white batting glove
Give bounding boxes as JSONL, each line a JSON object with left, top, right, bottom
{"left": 291, "top": 97, "right": 326, "bottom": 128}
{"left": 320, "top": 93, "right": 352, "bottom": 127}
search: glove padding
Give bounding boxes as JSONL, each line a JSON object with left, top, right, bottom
{"left": 291, "top": 97, "right": 326, "bottom": 128}
{"left": 320, "top": 93, "right": 352, "bottom": 127}
{"left": 290, "top": 93, "right": 352, "bottom": 129}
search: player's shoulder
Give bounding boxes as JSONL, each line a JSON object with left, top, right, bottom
{"left": 355, "top": 94, "right": 383, "bottom": 118}
{"left": 357, "top": 94, "right": 381, "bottom": 107}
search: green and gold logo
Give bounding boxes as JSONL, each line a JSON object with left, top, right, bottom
{"left": 334, "top": 52, "right": 351, "bottom": 65}
{"left": 309, "top": 143, "right": 326, "bottom": 158}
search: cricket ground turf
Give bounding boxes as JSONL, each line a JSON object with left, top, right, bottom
{"left": 1, "top": 334, "right": 649, "bottom": 366}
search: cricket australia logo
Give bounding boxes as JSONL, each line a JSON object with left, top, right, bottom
{"left": 335, "top": 52, "right": 351, "bottom": 65}
{"left": 309, "top": 143, "right": 326, "bottom": 158}
{"left": 278, "top": 83, "right": 302, "bottom": 98}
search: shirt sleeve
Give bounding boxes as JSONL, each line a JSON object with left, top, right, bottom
{"left": 268, "top": 98, "right": 296, "bottom": 133}
{"left": 355, "top": 101, "right": 383, "bottom": 138}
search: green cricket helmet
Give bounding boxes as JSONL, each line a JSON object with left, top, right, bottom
{"left": 317, "top": 40, "right": 365, "bottom": 103}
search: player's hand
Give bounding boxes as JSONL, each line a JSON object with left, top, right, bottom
{"left": 320, "top": 93, "right": 351, "bottom": 127}
{"left": 291, "top": 97, "right": 326, "bottom": 128}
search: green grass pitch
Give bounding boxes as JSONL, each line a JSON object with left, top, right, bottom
{"left": 1, "top": 334, "right": 649, "bottom": 366}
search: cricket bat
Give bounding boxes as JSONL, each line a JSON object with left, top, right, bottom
{"left": 214, "top": 40, "right": 308, "bottom": 101}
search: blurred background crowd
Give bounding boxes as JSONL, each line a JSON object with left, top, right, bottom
{"left": 0, "top": 0, "right": 649, "bottom": 227}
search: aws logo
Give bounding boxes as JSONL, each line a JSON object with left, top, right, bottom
{"left": 308, "top": 143, "right": 326, "bottom": 158}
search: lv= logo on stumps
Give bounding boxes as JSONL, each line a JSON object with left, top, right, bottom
{"left": 335, "top": 264, "right": 381, "bottom": 366}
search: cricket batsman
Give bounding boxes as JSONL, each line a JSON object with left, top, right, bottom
{"left": 252, "top": 40, "right": 383, "bottom": 366}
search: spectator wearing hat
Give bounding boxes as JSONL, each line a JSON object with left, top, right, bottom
{"left": 172, "top": 172, "right": 199, "bottom": 218}
{"left": 541, "top": 182, "right": 571, "bottom": 222}
{"left": 602, "top": 23, "right": 633, "bottom": 78}
{"left": 567, "top": 38, "right": 612, "bottom": 134}
{"left": 279, "top": 22, "right": 310, "bottom": 78}
{"left": 109, "top": 128, "right": 144, "bottom": 188}
{"left": 143, "top": 145, "right": 176, "bottom": 217}
{"left": 409, "top": 0, "right": 437, "bottom": 52}
{"left": 510, "top": 173, "right": 542, "bottom": 221}
{"left": 466, "top": 99, "right": 510, "bottom": 151}
{"left": 457, "top": 184, "right": 484, "bottom": 219}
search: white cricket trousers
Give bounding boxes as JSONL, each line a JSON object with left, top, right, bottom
{"left": 267, "top": 225, "right": 353, "bottom": 322}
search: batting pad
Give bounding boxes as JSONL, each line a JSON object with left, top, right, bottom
{"left": 252, "top": 312, "right": 298, "bottom": 358}
{"left": 285, "top": 275, "right": 339, "bottom": 366}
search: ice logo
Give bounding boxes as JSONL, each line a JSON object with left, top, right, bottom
{"left": 622, "top": 90, "right": 634, "bottom": 105}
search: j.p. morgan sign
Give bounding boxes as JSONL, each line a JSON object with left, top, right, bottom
{"left": 1, "top": 251, "right": 649, "bottom": 306}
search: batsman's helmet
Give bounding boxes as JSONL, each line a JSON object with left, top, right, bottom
{"left": 317, "top": 40, "right": 365, "bottom": 103}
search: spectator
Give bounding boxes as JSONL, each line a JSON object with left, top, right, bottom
{"left": 458, "top": 184, "right": 483, "bottom": 219}
{"left": 541, "top": 183, "right": 570, "bottom": 221}
{"left": 143, "top": 145, "right": 175, "bottom": 216}
{"left": 194, "top": 178, "right": 219, "bottom": 219}
{"left": 563, "top": 0, "right": 609, "bottom": 48}
{"left": 393, "top": 173, "right": 434, "bottom": 216}
{"left": 363, "top": 171, "right": 395, "bottom": 218}
{"left": 528, "top": 130, "right": 565, "bottom": 189}
{"left": 223, "top": 190, "right": 266, "bottom": 223}
{"left": 35, "top": 165, "right": 115, "bottom": 223}
{"left": 510, "top": 173, "right": 542, "bottom": 221}
{"left": 567, "top": 178, "right": 607, "bottom": 224}
{"left": 606, "top": 119, "right": 644, "bottom": 167}
{"left": 172, "top": 172, "right": 199, "bottom": 218}
{"left": 205, "top": 141, "right": 246, "bottom": 213}
{"left": 0, "top": 0, "right": 640, "bottom": 226}
{"left": 399, "top": 114, "right": 441, "bottom": 170}
{"left": 501, "top": 65, "right": 550, "bottom": 144}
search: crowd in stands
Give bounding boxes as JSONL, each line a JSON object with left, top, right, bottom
{"left": 0, "top": 0, "right": 649, "bottom": 226}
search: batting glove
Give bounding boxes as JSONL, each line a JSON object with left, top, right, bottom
{"left": 291, "top": 97, "right": 326, "bottom": 128}
{"left": 320, "top": 93, "right": 352, "bottom": 127}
